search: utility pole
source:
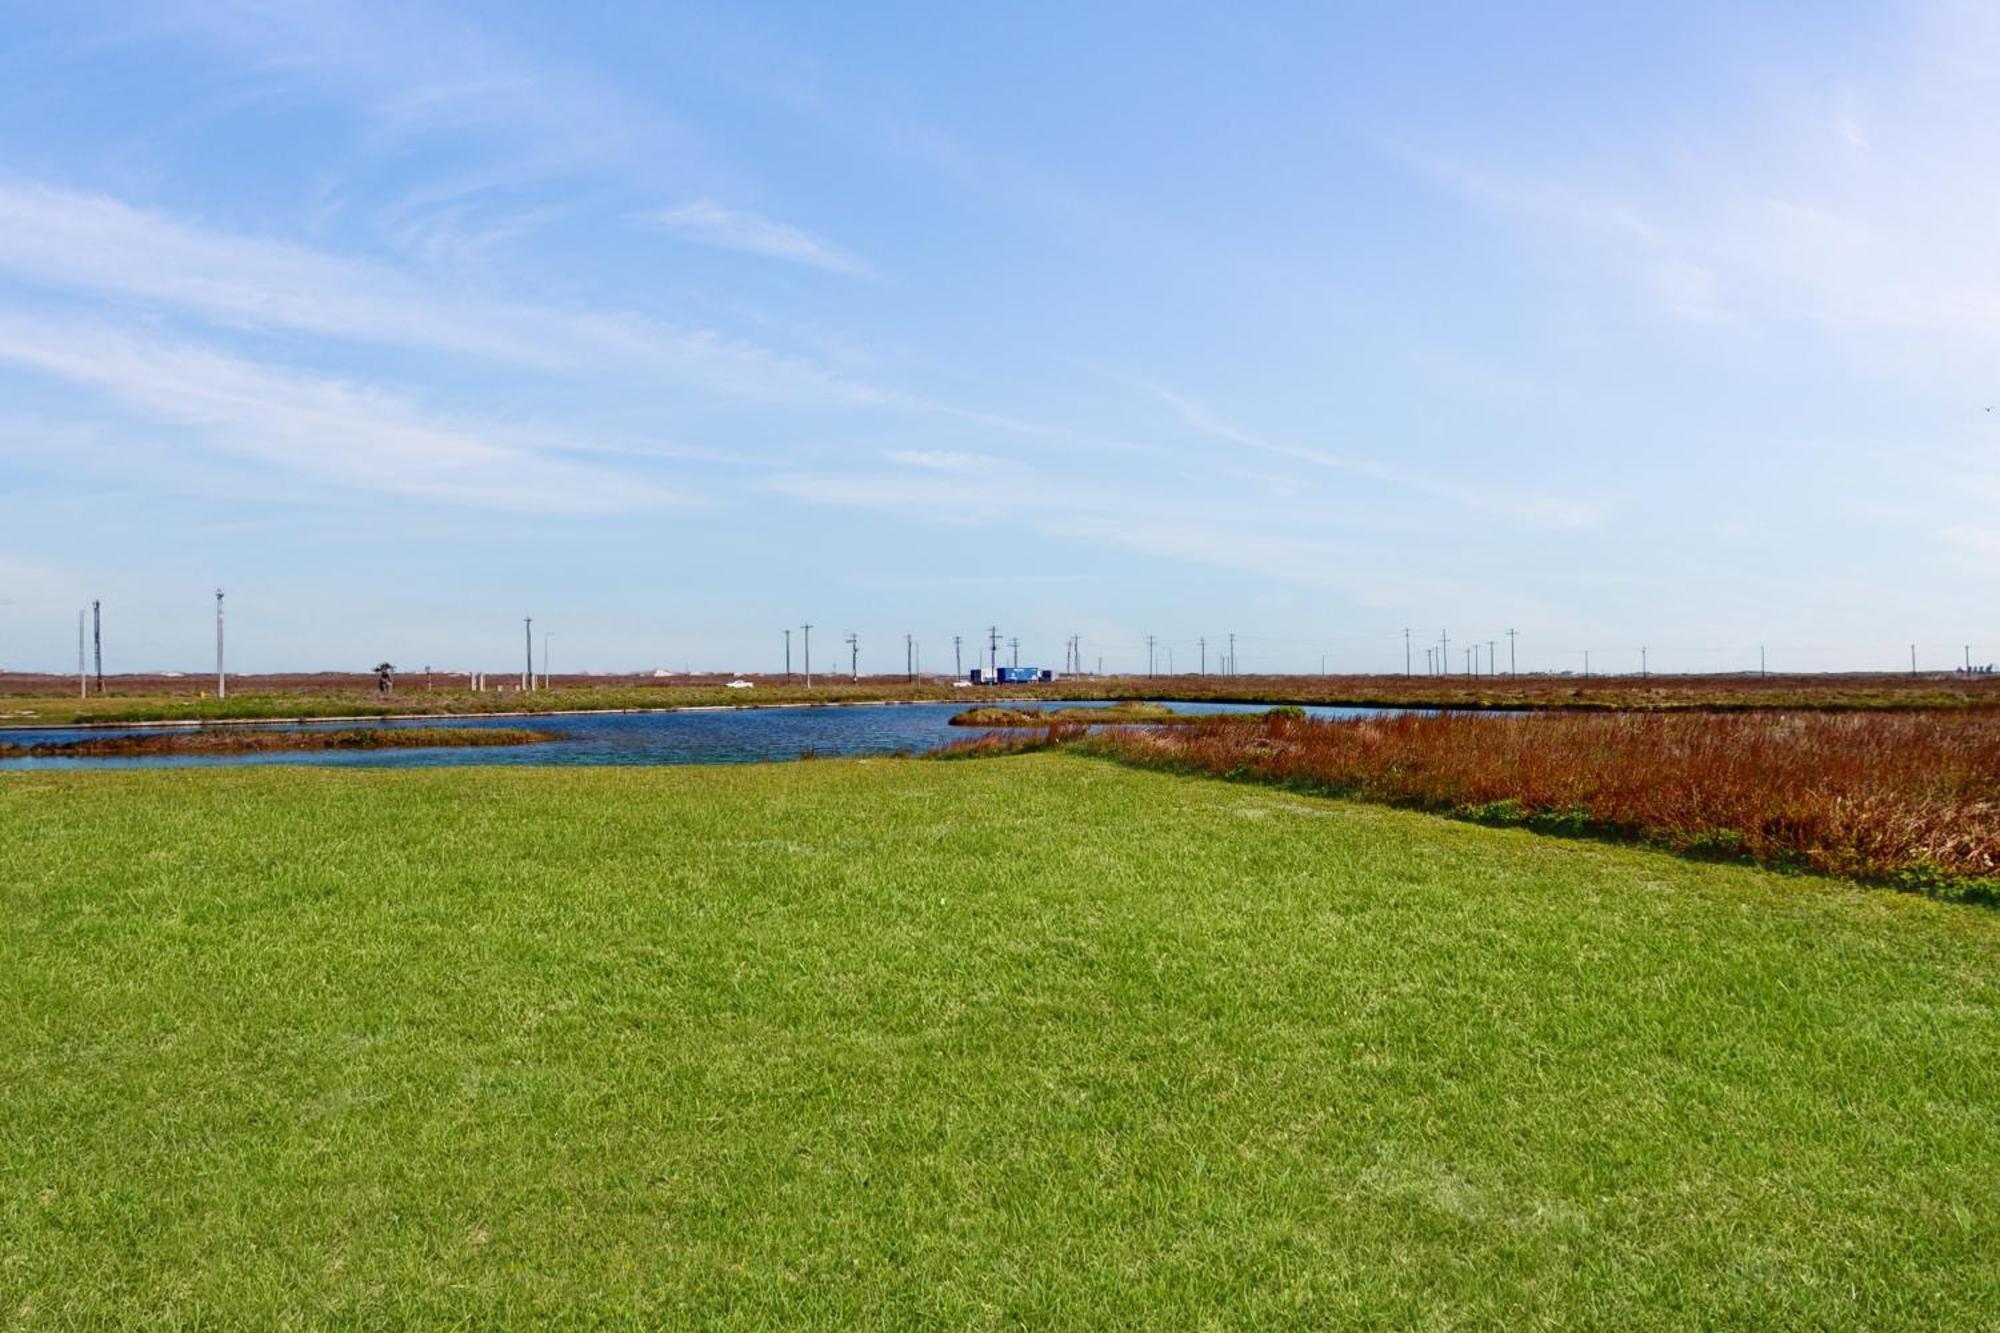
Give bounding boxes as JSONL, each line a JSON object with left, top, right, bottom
{"left": 846, "top": 632, "right": 859, "bottom": 682}
{"left": 1228, "top": 632, "right": 1236, "bottom": 677}
{"left": 1488, "top": 640, "right": 1496, "bottom": 678}
{"left": 1507, "top": 628, "right": 1517, "bottom": 676}
{"left": 1146, "top": 635, "right": 1156, "bottom": 677}
{"left": 92, "top": 600, "right": 102, "bottom": 696}
{"left": 1404, "top": 627, "right": 1411, "bottom": 676}
{"left": 1425, "top": 647, "right": 1433, "bottom": 674}
{"left": 1439, "top": 630, "right": 1449, "bottom": 681}
{"left": 77, "top": 609, "right": 85, "bottom": 698}
{"left": 784, "top": 629, "right": 792, "bottom": 683}
{"left": 803, "top": 624, "right": 813, "bottom": 688}
{"left": 1584, "top": 649, "right": 1590, "bottom": 678}
{"left": 1198, "top": 636, "right": 1206, "bottom": 676}
{"left": 523, "top": 617, "right": 533, "bottom": 691}
{"left": 905, "top": 633, "right": 914, "bottom": 683}
{"left": 953, "top": 634, "right": 963, "bottom": 679}
{"left": 1759, "top": 645, "right": 1766, "bottom": 678}
{"left": 1641, "top": 646, "right": 1648, "bottom": 678}
{"left": 988, "top": 626, "right": 1000, "bottom": 677}
{"left": 215, "top": 589, "right": 226, "bottom": 700}
{"left": 1010, "top": 637, "right": 1020, "bottom": 669}
{"left": 1910, "top": 643, "right": 1917, "bottom": 676}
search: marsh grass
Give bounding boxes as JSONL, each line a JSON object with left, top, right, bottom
{"left": 1077, "top": 710, "right": 2000, "bottom": 899}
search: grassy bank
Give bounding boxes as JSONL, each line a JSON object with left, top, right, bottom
{"left": 3, "top": 758, "right": 1994, "bottom": 1326}
{"left": 1062, "top": 710, "right": 2000, "bottom": 901}
{"left": 3, "top": 668, "right": 1994, "bottom": 727}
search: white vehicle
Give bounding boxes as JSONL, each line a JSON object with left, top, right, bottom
{"left": 725, "top": 679, "right": 755, "bottom": 689}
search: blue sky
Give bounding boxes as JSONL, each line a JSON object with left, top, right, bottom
{"left": 0, "top": 1, "right": 1993, "bottom": 675}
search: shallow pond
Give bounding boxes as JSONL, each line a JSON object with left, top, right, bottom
{"left": 0, "top": 700, "right": 1401, "bottom": 770}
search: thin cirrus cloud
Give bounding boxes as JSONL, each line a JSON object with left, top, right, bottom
{"left": 649, "top": 199, "right": 873, "bottom": 276}
{"left": 0, "top": 181, "right": 887, "bottom": 405}
{"left": 1396, "top": 5, "right": 2000, "bottom": 347}
{"left": 0, "top": 312, "right": 679, "bottom": 513}
{"left": 1118, "top": 374, "right": 1603, "bottom": 531}
{"left": 157, "top": 0, "right": 706, "bottom": 178}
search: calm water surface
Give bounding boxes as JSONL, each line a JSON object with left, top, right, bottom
{"left": 0, "top": 700, "right": 1402, "bottom": 770}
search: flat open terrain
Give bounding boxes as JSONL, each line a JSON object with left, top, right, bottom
{"left": 3, "top": 757, "right": 1995, "bottom": 1326}
{"left": 4, "top": 668, "right": 1995, "bottom": 727}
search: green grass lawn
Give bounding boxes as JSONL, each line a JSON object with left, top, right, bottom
{"left": 2, "top": 756, "right": 1995, "bottom": 1327}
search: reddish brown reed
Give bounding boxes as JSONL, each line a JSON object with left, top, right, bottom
{"left": 935, "top": 723, "right": 1091, "bottom": 759}
{"left": 1077, "top": 711, "right": 2000, "bottom": 896}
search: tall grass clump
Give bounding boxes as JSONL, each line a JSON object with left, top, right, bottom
{"left": 1078, "top": 711, "right": 2000, "bottom": 900}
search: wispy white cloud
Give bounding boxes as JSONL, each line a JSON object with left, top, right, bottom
{"left": 649, "top": 198, "right": 870, "bottom": 275}
{"left": 1944, "top": 524, "right": 2000, "bottom": 561}
{"left": 0, "top": 181, "right": 887, "bottom": 405}
{"left": 0, "top": 314, "right": 682, "bottom": 512}
{"left": 762, "top": 471, "right": 1035, "bottom": 524}
{"left": 1400, "top": 3, "right": 2000, "bottom": 346}
{"left": 1121, "top": 375, "right": 1603, "bottom": 530}
{"left": 883, "top": 448, "right": 998, "bottom": 471}
{"left": 155, "top": 0, "right": 709, "bottom": 180}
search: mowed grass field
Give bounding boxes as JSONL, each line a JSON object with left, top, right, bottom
{"left": 3, "top": 757, "right": 1995, "bottom": 1327}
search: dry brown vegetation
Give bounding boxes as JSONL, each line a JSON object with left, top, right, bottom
{"left": 1001, "top": 711, "right": 2000, "bottom": 900}
{"left": 0, "top": 727, "right": 553, "bottom": 759}
{"left": 949, "top": 702, "right": 1200, "bottom": 727}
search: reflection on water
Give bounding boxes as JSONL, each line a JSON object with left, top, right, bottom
{"left": 0, "top": 700, "right": 1401, "bottom": 770}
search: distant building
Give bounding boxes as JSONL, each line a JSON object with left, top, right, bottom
{"left": 968, "top": 666, "right": 1053, "bottom": 685}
